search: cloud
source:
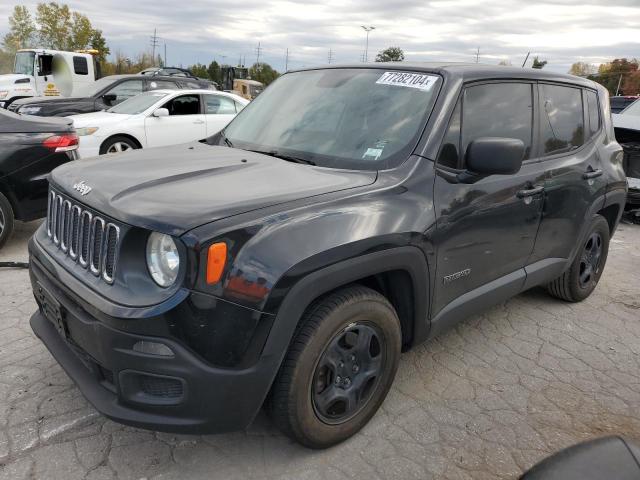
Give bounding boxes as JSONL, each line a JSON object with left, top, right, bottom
{"left": 0, "top": 0, "right": 638, "bottom": 72}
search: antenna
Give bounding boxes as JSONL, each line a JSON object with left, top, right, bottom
{"left": 521, "top": 51, "right": 530, "bottom": 68}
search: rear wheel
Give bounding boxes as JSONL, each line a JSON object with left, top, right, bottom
{"left": 0, "top": 192, "right": 15, "bottom": 250}
{"left": 268, "top": 285, "right": 401, "bottom": 448}
{"left": 547, "top": 215, "right": 610, "bottom": 302}
{"left": 99, "top": 136, "right": 139, "bottom": 155}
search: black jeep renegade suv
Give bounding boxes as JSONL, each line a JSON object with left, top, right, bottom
{"left": 29, "top": 64, "right": 627, "bottom": 448}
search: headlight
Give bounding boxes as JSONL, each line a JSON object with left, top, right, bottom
{"left": 0, "top": 91, "right": 8, "bottom": 99}
{"left": 146, "top": 232, "right": 180, "bottom": 287}
{"left": 19, "top": 106, "right": 41, "bottom": 115}
{"left": 76, "top": 127, "right": 99, "bottom": 136}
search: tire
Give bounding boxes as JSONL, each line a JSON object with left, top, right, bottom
{"left": 547, "top": 215, "right": 610, "bottom": 302}
{"left": 99, "top": 136, "right": 139, "bottom": 155}
{"left": 0, "top": 192, "right": 15, "bottom": 250}
{"left": 268, "top": 285, "right": 402, "bottom": 449}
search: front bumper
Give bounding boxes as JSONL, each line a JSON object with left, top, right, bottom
{"left": 29, "top": 240, "right": 282, "bottom": 434}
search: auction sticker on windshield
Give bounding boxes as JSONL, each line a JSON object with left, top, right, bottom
{"left": 376, "top": 72, "right": 438, "bottom": 91}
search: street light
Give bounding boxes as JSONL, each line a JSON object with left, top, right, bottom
{"left": 361, "top": 25, "right": 375, "bottom": 63}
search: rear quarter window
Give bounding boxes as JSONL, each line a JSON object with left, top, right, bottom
{"left": 586, "top": 90, "right": 600, "bottom": 138}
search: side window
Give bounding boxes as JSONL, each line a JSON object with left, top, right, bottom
{"left": 586, "top": 90, "right": 600, "bottom": 138}
{"left": 148, "top": 80, "right": 179, "bottom": 90}
{"left": 163, "top": 95, "right": 201, "bottom": 115}
{"left": 38, "top": 55, "right": 53, "bottom": 76}
{"left": 205, "top": 95, "right": 237, "bottom": 114}
{"left": 540, "top": 84, "right": 584, "bottom": 156}
{"left": 106, "top": 80, "right": 144, "bottom": 104}
{"left": 183, "top": 81, "right": 201, "bottom": 89}
{"left": 73, "top": 56, "right": 88, "bottom": 75}
{"left": 462, "top": 83, "right": 533, "bottom": 163}
{"left": 437, "top": 100, "right": 461, "bottom": 169}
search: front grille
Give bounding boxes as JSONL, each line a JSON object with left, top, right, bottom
{"left": 47, "top": 189, "right": 120, "bottom": 284}
{"left": 140, "top": 376, "right": 183, "bottom": 399}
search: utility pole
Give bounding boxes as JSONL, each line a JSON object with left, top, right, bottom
{"left": 361, "top": 26, "right": 375, "bottom": 63}
{"left": 328, "top": 48, "right": 334, "bottom": 64}
{"left": 285, "top": 48, "right": 289, "bottom": 71}
{"left": 475, "top": 47, "right": 480, "bottom": 63}
{"left": 150, "top": 28, "right": 160, "bottom": 66}
{"left": 164, "top": 43, "right": 167, "bottom": 67}
{"left": 616, "top": 74, "right": 623, "bottom": 96}
{"left": 255, "top": 42, "right": 262, "bottom": 70}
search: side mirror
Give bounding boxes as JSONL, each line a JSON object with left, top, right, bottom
{"left": 466, "top": 137, "right": 525, "bottom": 176}
{"left": 102, "top": 93, "right": 117, "bottom": 106}
{"left": 152, "top": 108, "right": 169, "bottom": 118}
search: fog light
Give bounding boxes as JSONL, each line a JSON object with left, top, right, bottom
{"left": 132, "top": 341, "right": 174, "bottom": 357}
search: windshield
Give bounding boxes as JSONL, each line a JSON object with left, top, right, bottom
{"left": 221, "top": 69, "right": 441, "bottom": 170}
{"left": 14, "top": 51, "right": 35, "bottom": 76}
{"left": 622, "top": 99, "right": 640, "bottom": 116}
{"left": 107, "top": 91, "right": 168, "bottom": 114}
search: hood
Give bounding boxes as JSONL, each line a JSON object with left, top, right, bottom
{"left": 0, "top": 74, "right": 31, "bottom": 87}
{"left": 51, "top": 143, "right": 377, "bottom": 235}
{"left": 0, "top": 108, "right": 72, "bottom": 133}
{"left": 612, "top": 113, "right": 640, "bottom": 132}
{"left": 70, "top": 111, "right": 132, "bottom": 128}
{"left": 13, "top": 96, "right": 88, "bottom": 107}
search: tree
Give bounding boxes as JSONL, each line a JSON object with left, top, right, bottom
{"left": 189, "top": 63, "right": 208, "bottom": 78}
{"left": 532, "top": 56, "right": 547, "bottom": 69}
{"left": 207, "top": 60, "right": 221, "bottom": 85}
{"left": 3, "top": 6, "right": 36, "bottom": 52}
{"left": 375, "top": 47, "right": 404, "bottom": 62}
{"left": 89, "top": 29, "right": 110, "bottom": 63}
{"left": 590, "top": 58, "right": 639, "bottom": 95}
{"left": 568, "top": 62, "right": 596, "bottom": 77}
{"left": 36, "top": 2, "right": 73, "bottom": 50}
{"left": 69, "top": 12, "right": 93, "bottom": 51}
{"left": 498, "top": 59, "right": 512, "bottom": 66}
{"left": 249, "top": 62, "right": 280, "bottom": 85}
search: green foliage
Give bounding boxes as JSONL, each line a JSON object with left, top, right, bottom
{"left": 248, "top": 62, "right": 279, "bottom": 85}
{"left": 207, "top": 61, "right": 221, "bottom": 85}
{"left": 375, "top": 47, "right": 405, "bottom": 62}
{"left": 3, "top": 6, "right": 36, "bottom": 52}
{"left": 36, "top": 2, "right": 73, "bottom": 50}
{"left": 568, "top": 61, "right": 596, "bottom": 77}
{"left": 532, "top": 56, "right": 547, "bottom": 69}
{"left": 190, "top": 63, "right": 208, "bottom": 79}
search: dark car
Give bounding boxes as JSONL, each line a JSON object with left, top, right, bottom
{"left": 139, "top": 67, "right": 219, "bottom": 89}
{"left": 610, "top": 95, "right": 639, "bottom": 114}
{"left": 0, "top": 108, "right": 77, "bottom": 248}
{"left": 8, "top": 74, "right": 212, "bottom": 117}
{"left": 29, "top": 64, "right": 626, "bottom": 448}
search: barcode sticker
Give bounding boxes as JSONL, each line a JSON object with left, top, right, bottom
{"left": 376, "top": 72, "right": 438, "bottom": 91}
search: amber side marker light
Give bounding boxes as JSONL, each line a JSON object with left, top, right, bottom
{"left": 206, "top": 243, "right": 227, "bottom": 284}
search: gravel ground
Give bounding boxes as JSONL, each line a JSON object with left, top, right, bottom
{"left": 1, "top": 219, "right": 639, "bottom": 480}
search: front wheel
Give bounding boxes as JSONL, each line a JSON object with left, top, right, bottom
{"left": 547, "top": 215, "right": 610, "bottom": 302}
{"left": 99, "top": 136, "right": 139, "bottom": 155}
{"left": 268, "top": 285, "right": 401, "bottom": 448}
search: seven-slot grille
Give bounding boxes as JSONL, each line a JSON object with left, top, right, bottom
{"left": 46, "top": 189, "right": 120, "bottom": 284}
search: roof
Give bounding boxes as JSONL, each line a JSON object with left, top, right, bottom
{"left": 290, "top": 62, "right": 598, "bottom": 89}
{"left": 150, "top": 89, "right": 248, "bottom": 103}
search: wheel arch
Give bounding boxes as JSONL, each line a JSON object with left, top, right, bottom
{"left": 99, "top": 133, "right": 143, "bottom": 153}
{"left": 261, "top": 246, "right": 430, "bottom": 365}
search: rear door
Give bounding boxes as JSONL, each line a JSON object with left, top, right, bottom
{"left": 203, "top": 94, "right": 238, "bottom": 135}
{"left": 143, "top": 94, "right": 207, "bottom": 147}
{"left": 528, "top": 84, "right": 608, "bottom": 264}
{"left": 432, "top": 81, "right": 546, "bottom": 316}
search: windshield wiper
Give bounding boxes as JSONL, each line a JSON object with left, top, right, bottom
{"left": 220, "top": 130, "right": 234, "bottom": 148}
{"left": 248, "top": 149, "right": 316, "bottom": 166}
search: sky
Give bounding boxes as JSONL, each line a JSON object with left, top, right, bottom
{"left": 0, "top": 0, "right": 638, "bottom": 73}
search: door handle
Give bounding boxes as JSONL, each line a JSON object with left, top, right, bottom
{"left": 583, "top": 169, "right": 603, "bottom": 180}
{"left": 193, "top": 120, "right": 205, "bottom": 125}
{"left": 516, "top": 185, "right": 544, "bottom": 198}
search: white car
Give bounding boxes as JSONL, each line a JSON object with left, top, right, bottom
{"left": 612, "top": 99, "right": 640, "bottom": 210}
{"left": 71, "top": 89, "right": 248, "bottom": 158}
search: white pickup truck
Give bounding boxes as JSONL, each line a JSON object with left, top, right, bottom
{"left": 0, "top": 48, "right": 98, "bottom": 108}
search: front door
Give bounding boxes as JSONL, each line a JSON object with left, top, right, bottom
{"left": 432, "top": 81, "right": 546, "bottom": 316}
{"left": 144, "top": 94, "right": 207, "bottom": 147}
